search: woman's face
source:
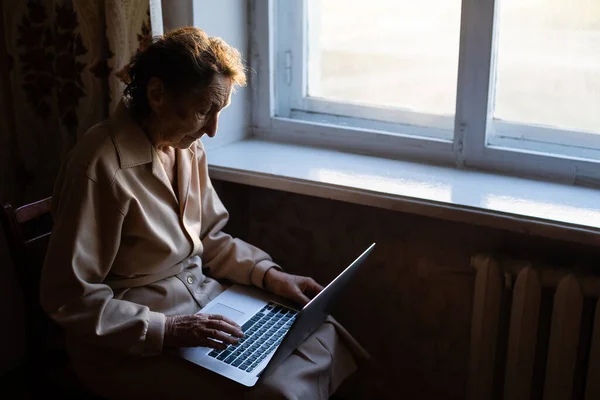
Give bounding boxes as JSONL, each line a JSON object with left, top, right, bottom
{"left": 146, "top": 74, "right": 233, "bottom": 149}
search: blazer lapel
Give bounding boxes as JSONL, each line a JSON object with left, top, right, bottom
{"left": 151, "top": 149, "right": 179, "bottom": 205}
{"left": 177, "top": 148, "right": 192, "bottom": 218}
{"left": 177, "top": 146, "right": 202, "bottom": 256}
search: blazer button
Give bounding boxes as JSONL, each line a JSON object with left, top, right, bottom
{"left": 187, "top": 276, "right": 194, "bottom": 284}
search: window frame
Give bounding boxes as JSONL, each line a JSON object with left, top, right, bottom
{"left": 249, "top": 0, "right": 600, "bottom": 185}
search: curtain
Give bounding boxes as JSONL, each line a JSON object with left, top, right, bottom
{"left": 0, "top": 0, "right": 156, "bottom": 206}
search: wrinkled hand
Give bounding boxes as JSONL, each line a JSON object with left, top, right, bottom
{"left": 164, "top": 314, "right": 244, "bottom": 349}
{"left": 264, "top": 269, "right": 324, "bottom": 306}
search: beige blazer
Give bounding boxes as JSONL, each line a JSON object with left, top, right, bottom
{"left": 40, "top": 102, "right": 281, "bottom": 357}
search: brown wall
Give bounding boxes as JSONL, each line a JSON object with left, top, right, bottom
{"left": 213, "top": 180, "right": 600, "bottom": 400}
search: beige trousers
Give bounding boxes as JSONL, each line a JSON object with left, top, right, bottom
{"left": 76, "top": 320, "right": 358, "bottom": 400}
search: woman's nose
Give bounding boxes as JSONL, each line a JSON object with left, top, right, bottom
{"left": 203, "top": 113, "right": 219, "bottom": 138}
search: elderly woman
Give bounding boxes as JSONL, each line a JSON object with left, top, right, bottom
{"left": 40, "top": 27, "right": 366, "bottom": 399}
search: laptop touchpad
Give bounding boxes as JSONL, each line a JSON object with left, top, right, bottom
{"left": 204, "top": 303, "right": 245, "bottom": 323}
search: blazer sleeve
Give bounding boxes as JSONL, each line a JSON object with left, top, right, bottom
{"left": 40, "top": 167, "right": 165, "bottom": 356}
{"left": 196, "top": 143, "right": 282, "bottom": 288}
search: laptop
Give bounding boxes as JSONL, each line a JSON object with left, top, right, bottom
{"left": 174, "top": 243, "right": 375, "bottom": 387}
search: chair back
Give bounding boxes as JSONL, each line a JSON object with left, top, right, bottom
{"left": 0, "top": 198, "right": 61, "bottom": 362}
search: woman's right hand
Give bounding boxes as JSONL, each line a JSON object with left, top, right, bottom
{"left": 164, "top": 314, "right": 244, "bottom": 349}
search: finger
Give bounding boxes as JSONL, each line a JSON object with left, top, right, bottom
{"left": 199, "top": 338, "right": 228, "bottom": 350}
{"left": 292, "top": 288, "right": 312, "bottom": 306}
{"left": 303, "top": 278, "right": 324, "bottom": 297}
{"left": 206, "top": 319, "right": 244, "bottom": 338}
{"left": 207, "top": 313, "right": 241, "bottom": 329}
{"left": 204, "top": 328, "right": 241, "bottom": 345}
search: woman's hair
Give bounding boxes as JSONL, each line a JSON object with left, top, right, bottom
{"left": 123, "top": 27, "right": 247, "bottom": 118}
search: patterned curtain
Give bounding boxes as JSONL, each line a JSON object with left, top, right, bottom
{"left": 0, "top": 0, "right": 156, "bottom": 206}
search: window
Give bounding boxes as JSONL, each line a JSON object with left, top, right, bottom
{"left": 303, "top": 0, "right": 461, "bottom": 139}
{"left": 251, "top": 0, "right": 600, "bottom": 183}
{"left": 490, "top": 0, "right": 600, "bottom": 159}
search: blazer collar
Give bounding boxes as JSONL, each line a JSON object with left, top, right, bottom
{"left": 110, "top": 100, "right": 154, "bottom": 168}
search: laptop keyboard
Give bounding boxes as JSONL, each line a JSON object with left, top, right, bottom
{"left": 208, "top": 302, "right": 297, "bottom": 373}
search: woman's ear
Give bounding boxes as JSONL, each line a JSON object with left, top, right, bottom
{"left": 146, "top": 77, "right": 165, "bottom": 115}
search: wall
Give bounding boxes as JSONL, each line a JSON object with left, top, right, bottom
{"left": 213, "top": 179, "right": 600, "bottom": 400}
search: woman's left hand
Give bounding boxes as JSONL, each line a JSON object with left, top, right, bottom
{"left": 264, "top": 268, "right": 324, "bottom": 306}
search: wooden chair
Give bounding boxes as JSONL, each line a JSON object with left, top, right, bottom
{"left": 0, "top": 198, "right": 98, "bottom": 398}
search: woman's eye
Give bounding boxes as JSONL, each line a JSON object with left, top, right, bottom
{"left": 197, "top": 108, "right": 212, "bottom": 119}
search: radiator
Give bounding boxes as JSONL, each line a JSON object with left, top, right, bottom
{"left": 468, "top": 254, "right": 600, "bottom": 400}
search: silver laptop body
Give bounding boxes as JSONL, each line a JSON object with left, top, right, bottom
{"left": 174, "top": 243, "right": 375, "bottom": 387}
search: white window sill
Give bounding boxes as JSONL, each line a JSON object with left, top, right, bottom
{"left": 208, "top": 139, "right": 600, "bottom": 247}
